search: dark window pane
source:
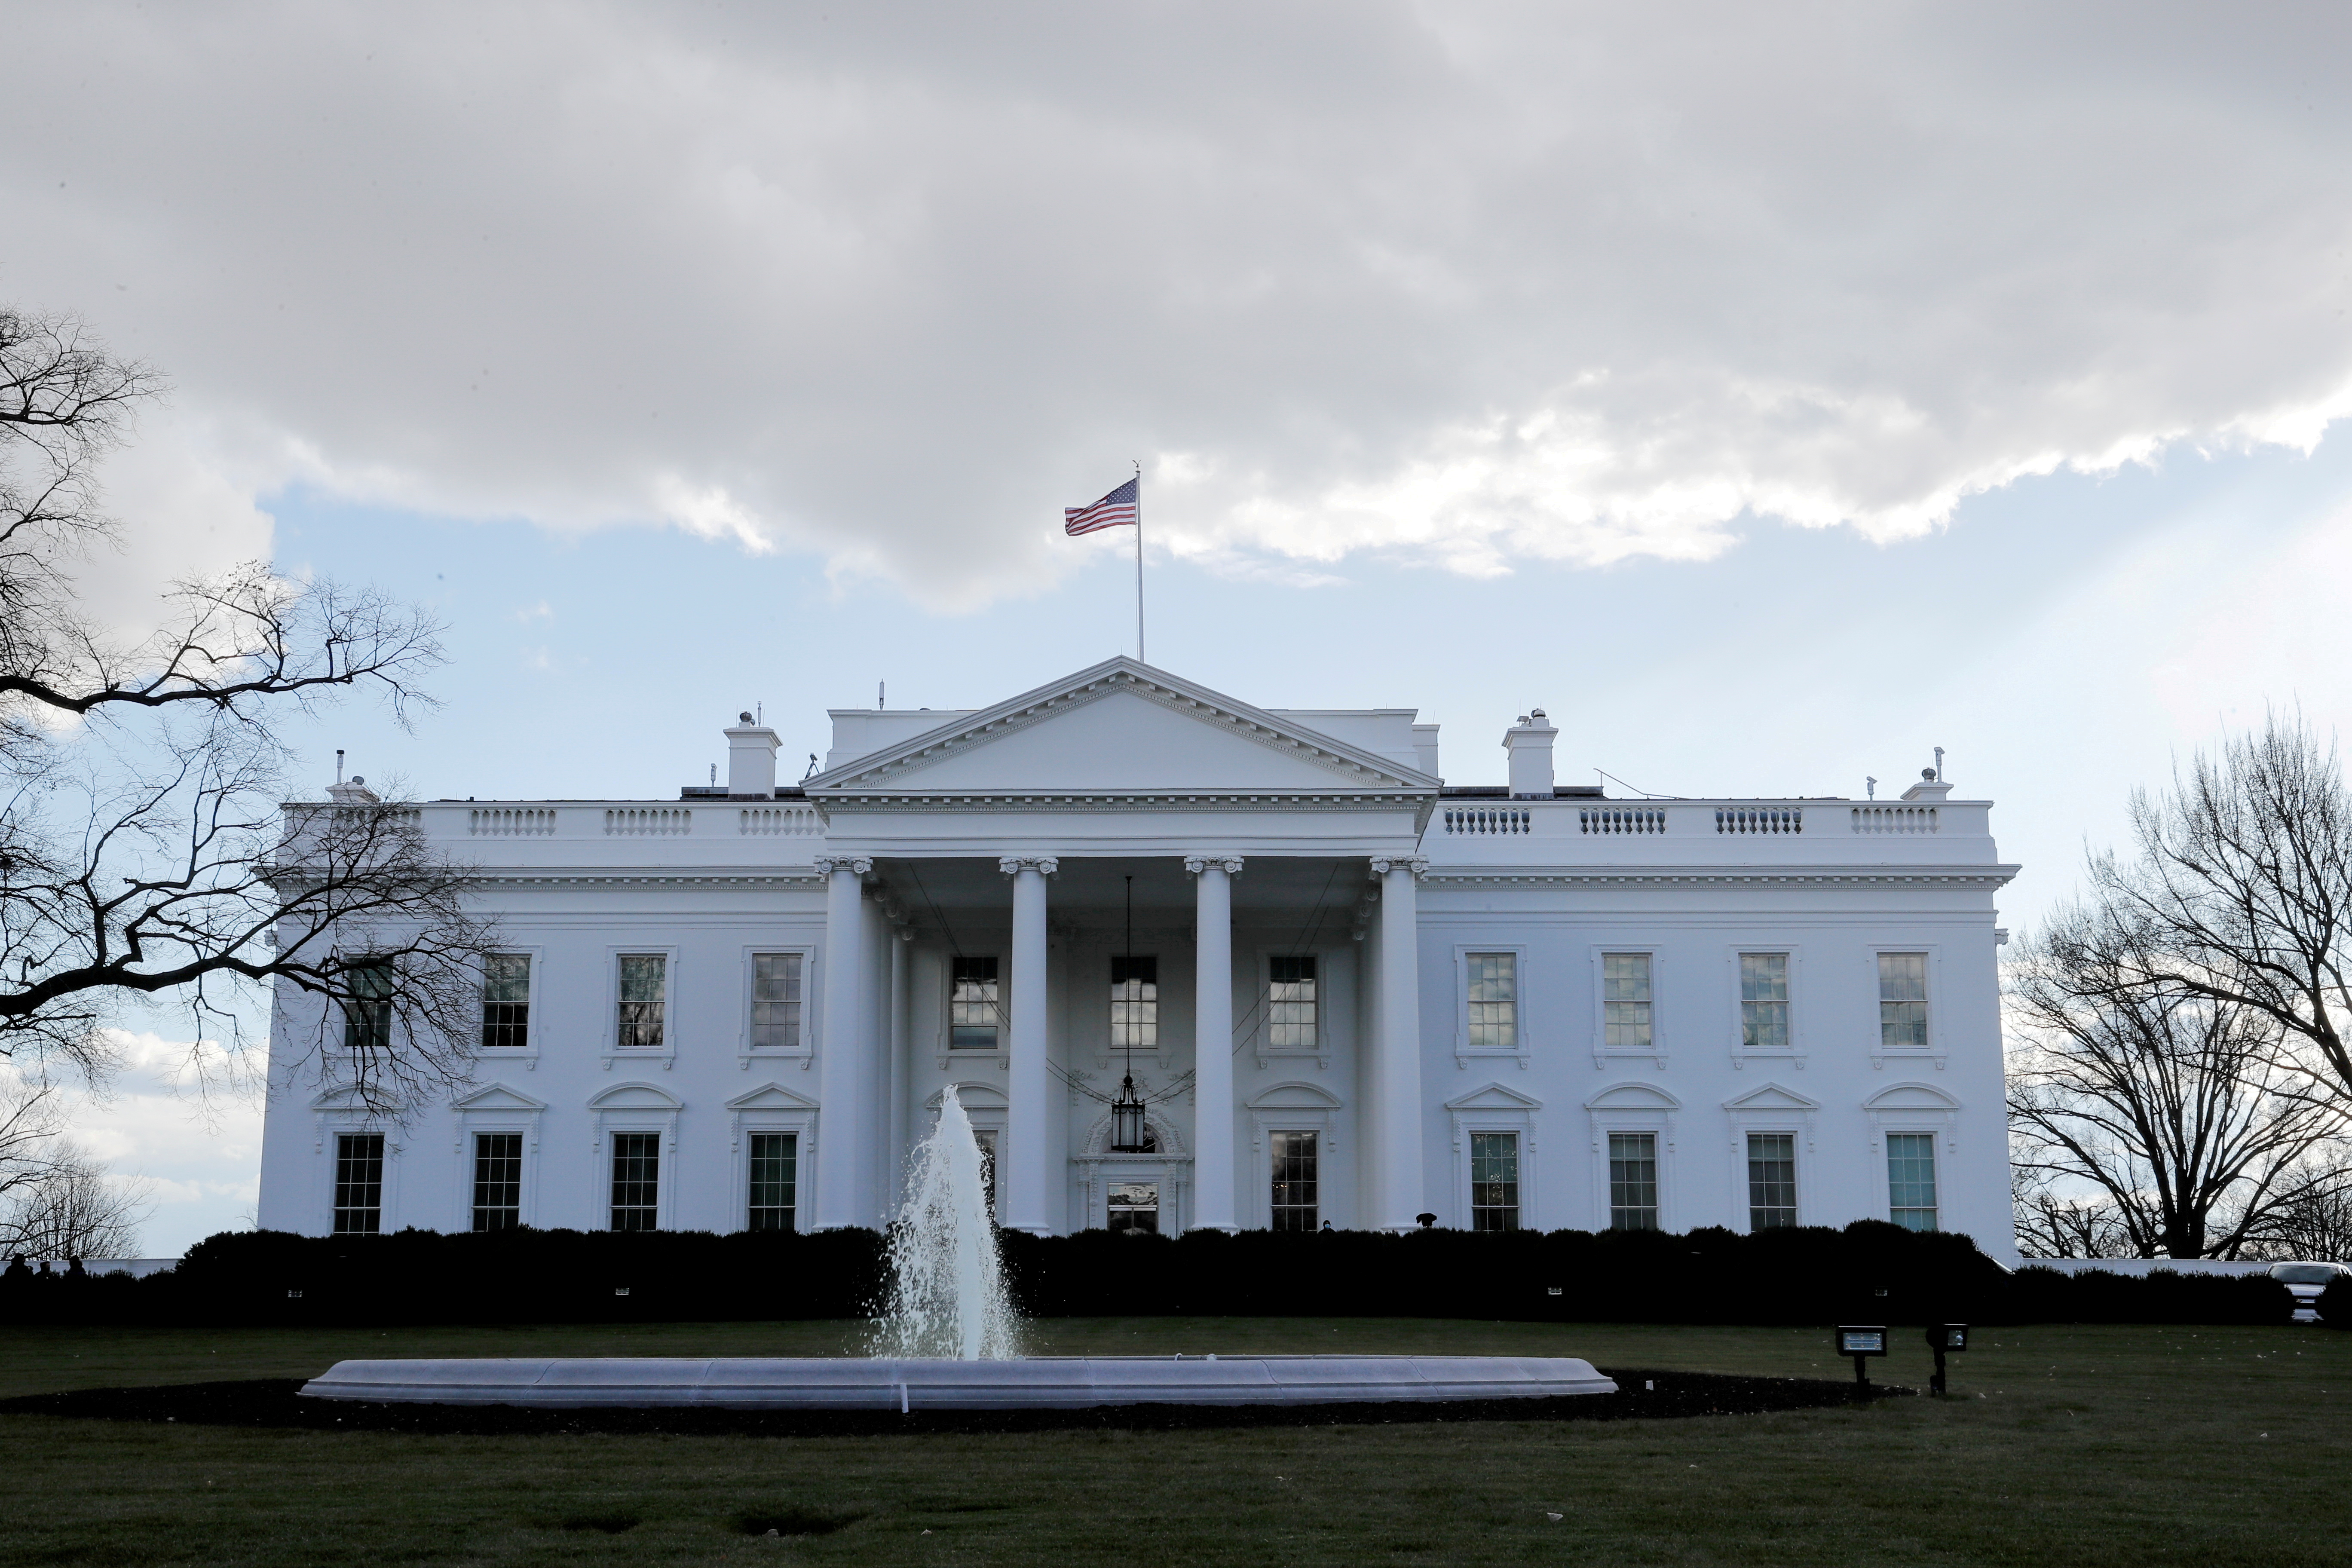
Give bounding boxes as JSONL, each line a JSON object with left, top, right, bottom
{"left": 1608, "top": 1132, "right": 1658, "bottom": 1230}
{"left": 1111, "top": 954, "right": 1158, "bottom": 1053}
{"left": 343, "top": 962, "right": 393, "bottom": 1055}
{"left": 610, "top": 1132, "right": 660, "bottom": 1231}
{"left": 747, "top": 1132, "right": 797, "bottom": 1231}
{"left": 333, "top": 1132, "right": 384, "bottom": 1234}
{"left": 1746, "top": 1132, "right": 1796, "bottom": 1229}
{"left": 1269, "top": 955, "right": 1317, "bottom": 1050}
{"left": 472, "top": 1132, "right": 522, "bottom": 1231}
{"left": 1270, "top": 1131, "right": 1318, "bottom": 1231}
{"left": 1470, "top": 1132, "right": 1520, "bottom": 1231}
{"left": 950, "top": 955, "right": 1000, "bottom": 1050}
{"left": 481, "top": 954, "right": 530, "bottom": 1051}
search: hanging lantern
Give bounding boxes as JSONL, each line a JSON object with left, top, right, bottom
{"left": 1111, "top": 1074, "right": 1148, "bottom": 1153}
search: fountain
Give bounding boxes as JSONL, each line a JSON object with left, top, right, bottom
{"left": 300, "top": 1085, "right": 1614, "bottom": 1412}
{"left": 873, "top": 1086, "right": 1021, "bottom": 1361}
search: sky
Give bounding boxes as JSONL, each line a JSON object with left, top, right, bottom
{"left": 6, "top": 3, "right": 2352, "bottom": 1253}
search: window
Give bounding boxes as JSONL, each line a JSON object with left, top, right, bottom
{"left": 1878, "top": 953, "right": 1929, "bottom": 1050}
{"left": 1603, "top": 953, "right": 1653, "bottom": 1050}
{"left": 610, "top": 1132, "right": 660, "bottom": 1231}
{"left": 1107, "top": 1180, "right": 1159, "bottom": 1234}
{"left": 472, "top": 1132, "right": 522, "bottom": 1231}
{"left": 1887, "top": 1133, "right": 1938, "bottom": 1230}
{"left": 1739, "top": 953, "right": 1789, "bottom": 1051}
{"left": 343, "top": 961, "right": 393, "bottom": 1055}
{"left": 1747, "top": 1133, "right": 1797, "bottom": 1230}
{"left": 480, "top": 954, "right": 530, "bottom": 1051}
{"left": 1470, "top": 1132, "right": 1521, "bottom": 1232}
{"left": 950, "top": 956, "right": 1000, "bottom": 1050}
{"left": 1270, "top": 1131, "right": 1318, "bottom": 1231}
{"left": 1268, "top": 955, "right": 1317, "bottom": 1050}
{"left": 1111, "top": 956, "right": 1158, "bottom": 1053}
{"left": 751, "top": 953, "right": 804, "bottom": 1051}
{"left": 1466, "top": 952, "right": 1518, "bottom": 1050}
{"left": 747, "top": 1132, "right": 797, "bottom": 1231}
{"left": 1608, "top": 1132, "right": 1658, "bottom": 1230}
{"left": 332, "top": 1132, "right": 384, "bottom": 1234}
{"left": 616, "top": 955, "right": 666, "bottom": 1050}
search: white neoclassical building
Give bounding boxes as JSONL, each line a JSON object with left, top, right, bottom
{"left": 256, "top": 657, "right": 2021, "bottom": 1260}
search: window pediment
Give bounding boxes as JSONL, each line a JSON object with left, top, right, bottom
{"left": 726, "top": 1082, "right": 819, "bottom": 1112}
{"left": 588, "top": 1082, "right": 683, "bottom": 1112}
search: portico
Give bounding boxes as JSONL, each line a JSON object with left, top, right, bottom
{"left": 799, "top": 660, "right": 1439, "bottom": 1236}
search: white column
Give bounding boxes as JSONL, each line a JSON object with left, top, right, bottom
{"left": 886, "top": 929, "right": 912, "bottom": 1213}
{"left": 1000, "top": 855, "right": 1058, "bottom": 1235}
{"left": 1372, "top": 856, "right": 1427, "bottom": 1231}
{"left": 1186, "top": 855, "right": 1243, "bottom": 1232}
{"left": 813, "top": 854, "right": 871, "bottom": 1229}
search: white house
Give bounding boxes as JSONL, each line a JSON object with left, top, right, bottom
{"left": 256, "top": 657, "right": 2020, "bottom": 1260}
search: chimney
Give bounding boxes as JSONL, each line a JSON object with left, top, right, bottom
{"left": 1900, "top": 766, "right": 1953, "bottom": 803}
{"left": 1503, "top": 708, "right": 1557, "bottom": 799}
{"left": 726, "top": 711, "right": 781, "bottom": 797}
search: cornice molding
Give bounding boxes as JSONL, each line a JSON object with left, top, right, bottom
{"left": 814, "top": 788, "right": 1432, "bottom": 812}
{"left": 1421, "top": 865, "right": 2020, "bottom": 890}
{"left": 460, "top": 870, "right": 827, "bottom": 888}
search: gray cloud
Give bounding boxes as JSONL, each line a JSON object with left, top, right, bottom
{"left": 5, "top": 2, "right": 2350, "bottom": 606}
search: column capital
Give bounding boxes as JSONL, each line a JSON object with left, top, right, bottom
{"left": 813, "top": 854, "right": 873, "bottom": 876}
{"left": 1369, "top": 855, "right": 1430, "bottom": 879}
{"left": 1183, "top": 855, "right": 1245, "bottom": 876}
{"left": 998, "top": 855, "right": 1060, "bottom": 877}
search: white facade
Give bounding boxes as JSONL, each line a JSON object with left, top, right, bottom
{"left": 258, "top": 657, "right": 2020, "bottom": 1259}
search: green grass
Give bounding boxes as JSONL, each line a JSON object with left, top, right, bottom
{"left": 3, "top": 1317, "right": 2348, "bottom": 1566}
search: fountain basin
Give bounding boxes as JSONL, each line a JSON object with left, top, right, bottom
{"left": 299, "top": 1354, "right": 1616, "bottom": 1410}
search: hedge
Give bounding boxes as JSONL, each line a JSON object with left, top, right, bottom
{"left": 0, "top": 1221, "right": 2297, "bottom": 1329}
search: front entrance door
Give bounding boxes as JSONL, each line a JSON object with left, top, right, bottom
{"left": 1107, "top": 1180, "right": 1160, "bottom": 1234}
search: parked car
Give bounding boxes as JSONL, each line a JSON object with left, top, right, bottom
{"left": 2269, "top": 1262, "right": 2351, "bottom": 1322}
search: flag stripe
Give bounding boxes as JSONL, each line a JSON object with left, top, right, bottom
{"left": 1064, "top": 476, "right": 1140, "bottom": 536}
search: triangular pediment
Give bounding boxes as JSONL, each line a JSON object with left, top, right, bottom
{"left": 1724, "top": 1082, "right": 1819, "bottom": 1114}
{"left": 805, "top": 659, "right": 1436, "bottom": 797}
{"left": 452, "top": 1083, "right": 548, "bottom": 1114}
{"left": 1445, "top": 1081, "right": 1543, "bottom": 1112}
{"left": 726, "top": 1082, "right": 819, "bottom": 1112}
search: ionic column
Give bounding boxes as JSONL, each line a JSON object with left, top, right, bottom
{"left": 812, "top": 854, "right": 872, "bottom": 1230}
{"left": 1187, "top": 854, "right": 1243, "bottom": 1233}
{"left": 1371, "top": 855, "right": 1428, "bottom": 1231}
{"left": 1000, "top": 855, "right": 1058, "bottom": 1234}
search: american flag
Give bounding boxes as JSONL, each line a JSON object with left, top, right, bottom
{"left": 1064, "top": 476, "right": 1140, "bottom": 536}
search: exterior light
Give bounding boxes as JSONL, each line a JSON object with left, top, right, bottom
{"left": 1110, "top": 1075, "right": 1148, "bottom": 1153}
{"left": 1926, "top": 1323, "right": 1969, "bottom": 1396}
{"left": 1835, "top": 1324, "right": 1888, "bottom": 1387}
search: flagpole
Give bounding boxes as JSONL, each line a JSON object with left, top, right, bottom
{"left": 1133, "top": 458, "right": 1145, "bottom": 666}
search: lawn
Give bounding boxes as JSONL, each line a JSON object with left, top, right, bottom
{"left": 2, "top": 1317, "right": 2346, "bottom": 1567}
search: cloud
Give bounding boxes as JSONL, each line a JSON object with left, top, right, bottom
{"left": 3, "top": 3, "right": 2350, "bottom": 609}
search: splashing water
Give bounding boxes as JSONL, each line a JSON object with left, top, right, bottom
{"left": 875, "top": 1084, "right": 1022, "bottom": 1360}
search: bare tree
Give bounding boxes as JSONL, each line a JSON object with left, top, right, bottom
{"left": 2082, "top": 713, "right": 2352, "bottom": 1109}
{"left": 0, "top": 305, "right": 496, "bottom": 1112}
{"left": 0, "top": 1138, "right": 150, "bottom": 1261}
{"left": 2010, "top": 1159, "right": 2135, "bottom": 1259}
{"left": 2010, "top": 888, "right": 2351, "bottom": 1259}
{"left": 2253, "top": 1182, "right": 2352, "bottom": 1262}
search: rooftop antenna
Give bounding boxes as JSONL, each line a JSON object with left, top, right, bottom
{"left": 879, "top": 680, "right": 886, "bottom": 710}
{"left": 335, "top": 749, "right": 345, "bottom": 786}
{"left": 709, "top": 764, "right": 717, "bottom": 787}
{"left": 1933, "top": 746, "right": 1945, "bottom": 782}
{"left": 1866, "top": 775, "right": 1876, "bottom": 801}
{"left": 802, "top": 752, "right": 818, "bottom": 781}
{"left": 756, "top": 702, "right": 763, "bottom": 725}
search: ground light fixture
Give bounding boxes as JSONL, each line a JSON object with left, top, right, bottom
{"left": 1835, "top": 1325, "right": 1888, "bottom": 1386}
{"left": 1926, "top": 1323, "right": 1969, "bottom": 1395}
